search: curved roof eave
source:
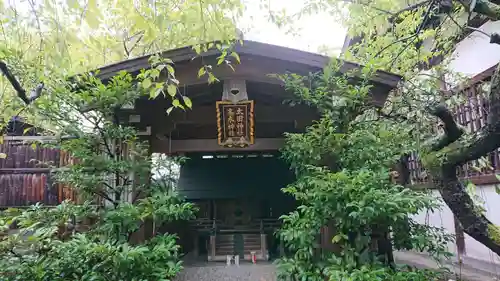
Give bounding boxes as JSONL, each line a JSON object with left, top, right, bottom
{"left": 95, "top": 40, "right": 402, "bottom": 89}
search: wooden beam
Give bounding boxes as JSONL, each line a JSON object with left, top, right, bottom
{"left": 155, "top": 105, "right": 319, "bottom": 125}
{"left": 1, "top": 135, "right": 75, "bottom": 142}
{"left": 151, "top": 138, "right": 285, "bottom": 154}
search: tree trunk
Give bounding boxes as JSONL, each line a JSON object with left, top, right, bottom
{"left": 423, "top": 64, "right": 500, "bottom": 257}
{"left": 434, "top": 165, "right": 500, "bottom": 254}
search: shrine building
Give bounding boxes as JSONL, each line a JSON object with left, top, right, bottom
{"left": 98, "top": 40, "right": 401, "bottom": 262}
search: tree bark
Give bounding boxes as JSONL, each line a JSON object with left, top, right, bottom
{"left": 423, "top": 63, "right": 500, "bottom": 257}
{"left": 0, "top": 60, "right": 44, "bottom": 105}
{"left": 474, "top": 0, "right": 500, "bottom": 21}
{"left": 433, "top": 164, "right": 500, "bottom": 254}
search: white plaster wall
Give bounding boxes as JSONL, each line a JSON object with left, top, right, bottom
{"left": 447, "top": 20, "right": 500, "bottom": 77}
{"left": 412, "top": 189, "right": 457, "bottom": 254}
{"left": 463, "top": 185, "right": 500, "bottom": 263}
{"left": 413, "top": 185, "right": 500, "bottom": 264}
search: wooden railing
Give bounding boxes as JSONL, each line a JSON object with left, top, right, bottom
{"left": 408, "top": 65, "right": 500, "bottom": 186}
{"left": 190, "top": 218, "right": 281, "bottom": 233}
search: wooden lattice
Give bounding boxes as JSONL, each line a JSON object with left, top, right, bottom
{"left": 409, "top": 65, "right": 500, "bottom": 186}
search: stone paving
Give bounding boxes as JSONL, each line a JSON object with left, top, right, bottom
{"left": 174, "top": 262, "right": 277, "bottom": 281}
{"left": 174, "top": 252, "right": 500, "bottom": 281}
{"left": 394, "top": 251, "right": 500, "bottom": 281}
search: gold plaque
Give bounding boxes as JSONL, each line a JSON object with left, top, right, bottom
{"left": 216, "top": 100, "right": 254, "bottom": 147}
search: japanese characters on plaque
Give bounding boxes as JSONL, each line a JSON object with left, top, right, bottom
{"left": 216, "top": 100, "right": 254, "bottom": 148}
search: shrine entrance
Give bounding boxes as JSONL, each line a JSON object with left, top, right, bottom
{"left": 106, "top": 40, "right": 401, "bottom": 262}
{"left": 177, "top": 152, "right": 296, "bottom": 261}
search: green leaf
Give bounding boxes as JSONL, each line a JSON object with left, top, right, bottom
{"left": 198, "top": 67, "right": 206, "bottom": 78}
{"left": 31, "top": 143, "right": 37, "bottom": 150}
{"left": 496, "top": 174, "right": 500, "bottom": 181}
{"left": 166, "top": 65, "right": 175, "bottom": 76}
{"left": 193, "top": 45, "right": 201, "bottom": 54}
{"left": 495, "top": 185, "right": 500, "bottom": 195}
{"left": 150, "top": 88, "right": 162, "bottom": 98}
{"left": 332, "top": 234, "right": 343, "bottom": 243}
{"left": 142, "top": 78, "right": 152, "bottom": 89}
{"left": 167, "top": 84, "right": 177, "bottom": 97}
{"left": 208, "top": 73, "right": 219, "bottom": 84}
{"left": 0, "top": 153, "right": 6, "bottom": 159}
{"left": 467, "top": 181, "right": 476, "bottom": 190}
{"left": 166, "top": 106, "right": 174, "bottom": 115}
{"left": 150, "top": 69, "right": 160, "bottom": 79}
{"left": 66, "top": 0, "right": 80, "bottom": 9}
{"left": 230, "top": 52, "right": 240, "bottom": 63}
{"left": 172, "top": 99, "right": 180, "bottom": 107}
{"left": 182, "top": 96, "right": 192, "bottom": 109}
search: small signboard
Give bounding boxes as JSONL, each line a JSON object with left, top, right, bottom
{"left": 216, "top": 100, "right": 254, "bottom": 148}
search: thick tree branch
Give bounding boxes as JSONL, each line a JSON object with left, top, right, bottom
{"left": 473, "top": 0, "right": 500, "bottom": 21}
{"left": 425, "top": 109, "right": 500, "bottom": 256}
{"left": 427, "top": 104, "right": 464, "bottom": 151}
{"left": 0, "top": 60, "right": 44, "bottom": 105}
{"left": 446, "top": 14, "right": 500, "bottom": 46}
{"left": 423, "top": 63, "right": 500, "bottom": 257}
{"left": 389, "top": 0, "right": 433, "bottom": 22}
{"left": 436, "top": 166, "right": 500, "bottom": 255}
{"left": 0, "top": 61, "right": 29, "bottom": 104}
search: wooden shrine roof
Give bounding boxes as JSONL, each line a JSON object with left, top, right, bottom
{"left": 95, "top": 40, "right": 402, "bottom": 89}
{"left": 99, "top": 41, "right": 403, "bottom": 153}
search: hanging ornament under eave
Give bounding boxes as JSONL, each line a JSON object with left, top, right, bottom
{"left": 217, "top": 79, "right": 254, "bottom": 148}
{"left": 222, "top": 79, "right": 248, "bottom": 103}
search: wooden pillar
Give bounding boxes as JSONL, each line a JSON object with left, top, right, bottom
{"left": 208, "top": 199, "right": 217, "bottom": 261}
{"left": 260, "top": 234, "right": 267, "bottom": 260}
{"left": 213, "top": 199, "right": 217, "bottom": 220}
{"left": 209, "top": 235, "right": 216, "bottom": 261}
{"left": 193, "top": 232, "right": 199, "bottom": 257}
{"left": 279, "top": 238, "right": 285, "bottom": 257}
{"left": 321, "top": 222, "right": 342, "bottom": 253}
{"left": 455, "top": 216, "right": 466, "bottom": 256}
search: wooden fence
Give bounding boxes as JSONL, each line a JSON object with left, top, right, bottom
{"left": 408, "top": 65, "right": 500, "bottom": 186}
{"left": 0, "top": 137, "right": 77, "bottom": 208}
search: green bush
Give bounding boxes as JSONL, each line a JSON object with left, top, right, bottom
{"left": 275, "top": 61, "right": 454, "bottom": 280}
{"left": 0, "top": 66, "right": 195, "bottom": 281}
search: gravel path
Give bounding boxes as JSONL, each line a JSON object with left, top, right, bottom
{"left": 175, "top": 262, "right": 277, "bottom": 281}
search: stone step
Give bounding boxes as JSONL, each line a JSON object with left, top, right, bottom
{"left": 217, "top": 240, "right": 235, "bottom": 244}
{"left": 243, "top": 239, "right": 260, "bottom": 243}
{"left": 216, "top": 239, "right": 234, "bottom": 243}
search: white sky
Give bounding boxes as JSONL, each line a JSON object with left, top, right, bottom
{"left": 4, "top": 0, "right": 347, "bottom": 56}
{"left": 239, "top": 0, "right": 347, "bottom": 56}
